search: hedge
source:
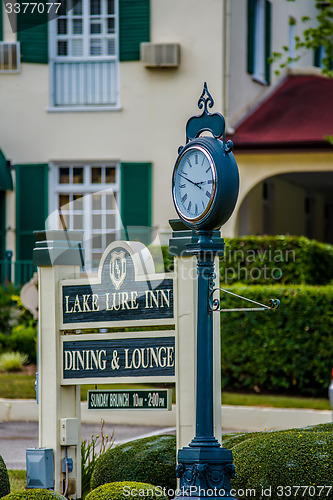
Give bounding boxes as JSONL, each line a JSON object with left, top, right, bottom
{"left": 164, "top": 235, "right": 333, "bottom": 285}
{"left": 90, "top": 435, "right": 176, "bottom": 492}
{"left": 221, "top": 284, "right": 333, "bottom": 396}
{"left": 2, "top": 491, "right": 65, "bottom": 499}
{"left": 0, "top": 454, "right": 10, "bottom": 498}
{"left": 230, "top": 428, "right": 333, "bottom": 499}
{"left": 86, "top": 481, "right": 168, "bottom": 500}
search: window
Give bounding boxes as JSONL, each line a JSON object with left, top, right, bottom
{"left": 48, "top": 163, "right": 120, "bottom": 270}
{"left": 49, "top": 0, "right": 119, "bottom": 108}
{"left": 247, "top": 0, "right": 272, "bottom": 84}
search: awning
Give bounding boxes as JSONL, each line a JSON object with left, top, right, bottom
{"left": 0, "top": 149, "right": 13, "bottom": 190}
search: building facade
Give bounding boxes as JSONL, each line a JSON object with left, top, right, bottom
{"left": 0, "top": 0, "right": 331, "bottom": 283}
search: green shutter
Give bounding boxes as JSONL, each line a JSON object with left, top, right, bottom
{"left": 17, "top": 8, "right": 48, "bottom": 63}
{"left": 314, "top": 47, "right": 321, "bottom": 67}
{"left": 15, "top": 164, "right": 48, "bottom": 260}
{"left": 0, "top": 1, "right": 3, "bottom": 42}
{"left": 265, "top": 0, "right": 272, "bottom": 84}
{"left": 119, "top": 0, "right": 150, "bottom": 61}
{"left": 247, "top": 0, "right": 255, "bottom": 74}
{"left": 0, "top": 191, "right": 5, "bottom": 261}
{"left": 120, "top": 162, "right": 152, "bottom": 244}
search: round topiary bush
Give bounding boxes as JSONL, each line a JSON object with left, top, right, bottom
{"left": 90, "top": 435, "right": 176, "bottom": 492}
{"left": 231, "top": 429, "right": 333, "bottom": 500}
{"left": 0, "top": 454, "right": 10, "bottom": 498}
{"left": 86, "top": 481, "right": 168, "bottom": 500}
{"left": 3, "top": 491, "right": 66, "bottom": 499}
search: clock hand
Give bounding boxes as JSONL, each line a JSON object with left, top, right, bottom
{"left": 178, "top": 173, "right": 202, "bottom": 189}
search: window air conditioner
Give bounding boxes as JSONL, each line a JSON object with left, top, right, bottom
{"left": 141, "top": 43, "right": 180, "bottom": 68}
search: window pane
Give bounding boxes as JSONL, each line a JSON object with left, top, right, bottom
{"left": 92, "top": 214, "right": 102, "bottom": 229}
{"left": 59, "top": 212, "right": 69, "bottom": 230}
{"left": 107, "top": 0, "right": 115, "bottom": 15}
{"left": 90, "top": 22, "right": 102, "bottom": 34}
{"left": 59, "top": 0, "right": 67, "bottom": 16}
{"left": 107, "top": 18, "right": 115, "bottom": 34}
{"left": 59, "top": 194, "right": 70, "bottom": 209}
{"left": 72, "top": 39, "right": 83, "bottom": 56}
{"left": 106, "top": 194, "right": 116, "bottom": 210}
{"left": 92, "top": 235, "right": 102, "bottom": 249}
{"left": 59, "top": 167, "right": 70, "bottom": 184}
{"left": 90, "top": 39, "right": 102, "bottom": 56}
{"left": 106, "top": 232, "right": 116, "bottom": 246}
{"left": 73, "top": 214, "right": 83, "bottom": 229}
{"left": 57, "top": 18, "right": 67, "bottom": 35}
{"left": 73, "top": 194, "right": 83, "bottom": 210}
{"left": 92, "top": 252, "right": 102, "bottom": 265}
{"left": 90, "top": 0, "right": 101, "bottom": 15}
{"left": 92, "top": 167, "right": 102, "bottom": 183}
{"left": 106, "top": 214, "right": 115, "bottom": 228}
{"left": 107, "top": 39, "right": 116, "bottom": 55}
{"left": 58, "top": 40, "right": 68, "bottom": 56}
{"left": 105, "top": 167, "right": 116, "bottom": 183}
{"left": 73, "top": 19, "right": 83, "bottom": 35}
{"left": 73, "top": 167, "right": 84, "bottom": 183}
{"left": 92, "top": 193, "right": 102, "bottom": 210}
{"left": 73, "top": 0, "right": 82, "bottom": 16}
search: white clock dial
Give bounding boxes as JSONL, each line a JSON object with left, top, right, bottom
{"left": 173, "top": 146, "right": 216, "bottom": 222}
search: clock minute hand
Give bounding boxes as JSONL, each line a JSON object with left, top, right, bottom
{"left": 178, "top": 173, "right": 202, "bottom": 189}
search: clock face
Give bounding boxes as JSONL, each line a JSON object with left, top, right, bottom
{"left": 173, "top": 145, "right": 216, "bottom": 223}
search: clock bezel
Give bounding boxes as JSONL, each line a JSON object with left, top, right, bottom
{"left": 172, "top": 144, "right": 217, "bottom": 225}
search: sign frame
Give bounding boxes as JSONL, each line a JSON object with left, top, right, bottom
{"left": 61, "top": 331, "right": 176, "bottom": 385}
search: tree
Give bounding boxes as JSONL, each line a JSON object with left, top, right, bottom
{"left": 269, "top": 0, "right": 333, "bottom": 78}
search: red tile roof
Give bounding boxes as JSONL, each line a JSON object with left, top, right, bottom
{"left": 229, "top": 75, "right": 333, "bottom": 149}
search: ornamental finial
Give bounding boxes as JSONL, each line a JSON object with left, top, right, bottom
{"left": 198, "top": 82, "right": 214, "bottom": 114}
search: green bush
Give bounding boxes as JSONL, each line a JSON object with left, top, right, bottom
{"left": 0, "top": 454, "right": 10, "bottom": 498}
{"left": 221, "top": 284, "right": 333, "bottom": 396}
{"left": 3, "top": 491, "right": 65, "bottom": 499}
{"left": 164, "top": 235, "right": 333, "bottom": 285}
{"left": 90, "top": 435, "right": 176, "bottom": 492}
{"left": 231, "top": 429, "right": 333, "bottom": 499}
{"left": 0, "top": 352, "right": 28, "bottom": 372}
{"left": 0, "top": 285, "right": 20, "bottom": 336}
{"left": 86, "top": 481, "right": 168, "bottom": 500}
{"left": 6, "top": 326, "right": 37, "bottom": 364}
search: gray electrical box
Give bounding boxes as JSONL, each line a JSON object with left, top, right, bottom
{"left": 26, "top": 448, "right": 54, "bottom": 489}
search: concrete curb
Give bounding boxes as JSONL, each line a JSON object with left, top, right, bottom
{"left": 0, "top": 399, "right": 331, "bottom": 431}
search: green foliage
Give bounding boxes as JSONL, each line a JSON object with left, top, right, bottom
{"left": 163, "top": 236, "right": 333, "bottom": 285}
{"left": 0, "top": 285, "right": 20, "bottom": 336}
{"left": 231, "top": 428, "right": 333, "bottom": 499}
{"left": 221, "top": 284, "right": 333, "bottom": 396}
{"left": 270, "top": 0, "right": 333, "bottom": 77}
{"left": 7, "top": 326, "right": 37, "bottom": 363}
{"left": 90, "top": 435, "right": 176, "bottom": 492}
{"left": 0, "top": 454, "right": 10, "bottom": 498}
{"left": 8, "top": 470, "right": 26, "bottom": 494}
{"left": 0, "top": 352, "right": 28, "bottom": 372}
{"left": 81, "top": 420, "right": 115, "bottom": 497}
{"left": 86, "top": 481, "right": 168, "bottom": 500}
{"left": 2, "top": 491, "right": 66, "bottom": 499}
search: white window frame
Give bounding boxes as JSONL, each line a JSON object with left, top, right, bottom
{"left": 253, "top": 0, "right": 266, "bottom": 84}
{"left": 48, "top": 163, "right": 121, "bottom": 270}
{"left": 48, "top": 0, "right": 120, "bottom": 111}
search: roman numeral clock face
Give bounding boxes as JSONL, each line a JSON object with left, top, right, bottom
{"left": 173, "top": 146, "right": 216, "bottom": 223}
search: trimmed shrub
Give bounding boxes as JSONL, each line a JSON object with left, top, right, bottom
{"left": 2, "top": 492, "right": 65, "bottom": 499}
{"left": 221, "top": 284, "right": 333, "bottom": 396}
{"left": 0, "top": 352, "right": 28, "bottom": 372}
{"left": 164, "top": 235, "right": 333, "bottom": 285}
{"left": 7, "top": 326, "right": 37, "bottom": 363}
{"left": 86, "top": 481, "right": 168, "bottom": 500}
{"left": 231, "top": 429, "right": 333, "bottom": 499}
{"left": 0, "top": 454, "right": 10, "bottom": 498}
{"left": 90, "top": 435, "right": 176, "bottom": 492}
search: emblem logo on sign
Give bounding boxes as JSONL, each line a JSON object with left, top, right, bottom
{"left": 110, "top": 251, "right": 127, "bottom": 289}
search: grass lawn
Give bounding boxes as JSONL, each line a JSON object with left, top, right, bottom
{"left": 0, "top": 372, "right": 331, "bottom": 410}
{"left": 8, "top": 470, "right": 26, "bottom": 493}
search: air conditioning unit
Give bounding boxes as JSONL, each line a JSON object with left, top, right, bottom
{"left": 0, "top": 42, "right": 20, "bottom": 73}
{"left": 141, "top": 43, "right": 180, "bottom": 68}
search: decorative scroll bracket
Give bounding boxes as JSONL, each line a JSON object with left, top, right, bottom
{"left": 185, "top": 82, "right": 233, "bottom": 153}
{"left": 208, "top": 281, "right": 280, "bottom": 313}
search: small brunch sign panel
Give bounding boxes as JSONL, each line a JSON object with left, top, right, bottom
{"left": 60, "top": 241, "right": 176, "bottom": 385}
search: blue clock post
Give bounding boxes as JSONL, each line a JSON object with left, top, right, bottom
{"left": 172, "top": 84, "right": 239, "bottom": 500}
